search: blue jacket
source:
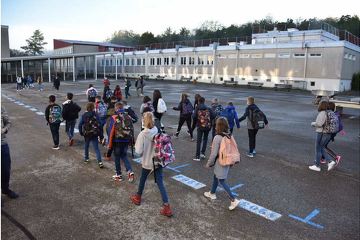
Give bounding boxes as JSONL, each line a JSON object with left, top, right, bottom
{"left": 78, "top": 111, "right": 102, "bottom": 138}
{"left": 221, "top": 105, "right": 240, "bottom": 129}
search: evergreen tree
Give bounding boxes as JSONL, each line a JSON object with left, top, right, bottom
{"left": 21, "top": 29, "right": 47, "bottom": 55}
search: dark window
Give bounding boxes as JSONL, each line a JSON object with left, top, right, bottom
{"left": 311, "top": 81, "right": 315, "bottom": 86}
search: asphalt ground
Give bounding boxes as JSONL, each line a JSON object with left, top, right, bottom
{"left": 1, "top": 80, "right": 359, "bottom": 240}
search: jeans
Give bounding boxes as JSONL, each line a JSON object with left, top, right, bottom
{"left": 125, "top": 87, "right": 130, "bottom": 98}
{"left": 137, "top": 167, "right": 169, "bottom": 204}
{"left": 49, "top": 122, "right": 61, "bottom": 146}
{"left": 84, "top": 137, "right": 102, "bottom": 162}
{"left": 176, "top": 115, "right": 193, "bottom": 138}
{"left": 17, "top": 83, "right": 22, "bottom": 90}
{"left": 38, "top": 83, "right": 43, "bottom": 91}
{"left": 65, "top": 119, "right": 76, "bottom": 140}
{"left": 210, "top": 175, "right": 235, "bottom": 201}
{"left": 248, "top": 129, "right": 258, "bottom": 153}
{"left": 1, "top": 144, "right": 11, "bottom": 193}
{"left": 154, "top": 118, "right": 162, "bottom": 134}
{"left": 196, "top": 128, "right": 210, "bottom": 158}
{"left": 99, "top": 116, "right": 106, "bottom": 140}
{"left": 113, "top": 142, "right": 132, "bottom": 175}
{"left": 315, "top": 133, "right": 332, "bottom": 166}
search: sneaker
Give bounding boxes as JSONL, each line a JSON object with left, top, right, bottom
{"left": 3, "top": 190, "right": 19, "bottom": 199}
{"left": 335, "top": 155, "right": 341, "bottom": 166}
{"left": 229, "top": 199, "right": 240, "bottom": 210}
{"left": 84, "top": 159, "right": 89, "bottom": 163}
{"left": 174, "top": 132, "right": 179, "bottom": 138}
{"left": 52, "top": 145, "right": 60, "bottom": 150}
{"left": 328, "top": 161, "right": 336, "bottom": 171}
{"left": 130, "top": 194, "right": 141, "bottom": 205}
{"left": 252, "top": 149, "right": 256, "bottom": 154}
{"left": 112, "top": 174, "right": 123, "bottom": 181}
{"left": 309, "top": 165, "right": 321, "bottom": 172}
{"left": 128, "top": 172, "right": 135, "bottom": 182}
{"left": 246, "top": 152, "right": 254, "bottom": 158}
{"left": 160, "top": 204, "right": 173, "bottom": 217}
{"left": 69, "top": 139, "right": 74, "bottom": 146}
{"left": 190, "top": 138, "right": 195, "bottom": 142}
{"left": 193, "top": 158, "right": 200, "bottom": 161}
{"left": 98, "top": 162, "right": 104, "bottom": 168}
{"left": 320, "top": 158, "right": 326, "bottom": 164}
{"left": 200, "top": 154, "right": 206, "bottom": 159}
{"left": 187, "top": 130, "right": 191, "bottom": 136}
{"left": 204, "top": 191, "right": 217, "bottom": 200}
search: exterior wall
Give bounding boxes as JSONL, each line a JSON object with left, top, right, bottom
{"left": 53, "top": 39, "right": 71, "bottom": 49}
{"left": 73, "top": 45, "right": 99, "bottom": 54}
{"left": 1, "top": 26, "right": 10, "bottom": 58}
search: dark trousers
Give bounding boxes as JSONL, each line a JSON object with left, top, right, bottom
{"left": 176, "top": 115, "right": 193, "bottom": 138}
{"left": 49, "top": 122, "right": 61, "bottom": 146}
{"left": 65, "top": 119, "right": 76, "bottom": 140}
{"left": 248, "top": 129, "right": 258, "bottom": 153}
{"left": 196, "top": 128, "right": 210, "bottom": 158}
{"left": 1, "top": 144, "right": 11, "bottom": 193}
{"left": 125, "top": 87, "right": 130, "bottom": 98}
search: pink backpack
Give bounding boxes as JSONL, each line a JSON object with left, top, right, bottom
{"left": 153, "top": 133, "right": 175, "bottom": 167}
{"left": 218, "top": 135, "right": 240, "bottom": 166}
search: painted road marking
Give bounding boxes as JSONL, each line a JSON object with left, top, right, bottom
{"left": 238, "top": 199, "right": 282, "bottom": 221}
{"left": 24, "top": 105, "right": 32, "bottom": 108}
{"left": 30, "top": 108, "right": 38, "bottom": 111}
{"left": 36, "top": 112, "right": 44, "bottom": 116}
{"left": 218, "top": 183, "right": 244, "bottom": 196}
{"left": 166, "top": 163, "right": 191, "bottom": 173}
{"left": 133, "top": 158, "right": 142, "bottom": 164}
{"left": 60, "top": 122, "right": 66, "bottom": 126}
{"left": 172, "top": 174, "right": 206, "bottom": 190}
{"left": 289, "top": 209, "right": 324, "bottom": 229}
{"left": 17, "top": 103, "right": 25, "bottom": 106}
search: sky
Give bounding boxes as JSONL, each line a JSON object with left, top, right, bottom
{"left": 1, "top": 0, "right": 359, "bottom": 50}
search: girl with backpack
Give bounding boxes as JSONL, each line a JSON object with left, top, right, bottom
{"left": 190, "top": 94, "right": 202, "bottom": 134}
{"left": 113, "top": 85, "right": 122, "bottom": 101}
{"left": 130, "top": 112, "right": 173, "bottom": 217}
{"left": 204, "top": 117, "right": 240, "bottom": 210}
{"left": 173, "top": 93, "right": 194, "bottom": 141}
{"left": 153, "top": 90, "right": 167, "bottom": 134}
{"left": 309, "top": 101, "right": 337, "bottom": 172}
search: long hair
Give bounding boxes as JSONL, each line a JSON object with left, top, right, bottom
{"left": 318, "top": 101, "right": 328, "bottom": 112}
{"left": 153, "top": 89, "right": 162, "bottom": 102}
{"left": 181, "top": 93, "right": 188, "bottom": 102}
{"left": 215, "top": 117, "right": 229, "bottom": 135}
{"left": 143, "top": 112, "right": 154, "bottom": 129}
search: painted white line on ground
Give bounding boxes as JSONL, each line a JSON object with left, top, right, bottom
{"left": 24, "top": 105, "right": 32, "bottom": 108}
{"left": 36, "top": 112, "right": 45, "bottom": 116}
{"left": 238, "top": 199, "right": 282, "bottom": 221}
{"left": 60, "top": 122, "right": 66, "bottom": 126}
{"left": 30, "top": 108, "right": 38, "bottom": 111}
{"left": 172, "top": 174, "right": 206, "bottom": 190}
{"left": 17, "top": 103, "right": 25, "bottom": 106}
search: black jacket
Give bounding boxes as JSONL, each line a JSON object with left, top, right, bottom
{"left": 62, "top": 100, "right": 81, "bottom": 121}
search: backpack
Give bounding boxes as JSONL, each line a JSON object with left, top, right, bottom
{"left": 112, "top": 112, "right": 134, "bottom": 140}
{"left": 323, "top": 111, "right": 339, "bottom": 134}
{"left": 213, "top": 105, "right": 224, "bottom": 118}
{"left": 17, "top": 77, "right": 22, "bottom": 84}
{"left": 49, "top": 105, "right": 62, "bottom": 123}
{"left": 153, "top": 133, "right": 175, "bottom": 167}
{"left": 83, "top": 115, "right": 100, "bottom": 138}
{"left": 218, "top": 135, "right": 240, "bottom": 166}
{"left": 250, "top": 108, "right": 265, "bottom": 129}
{"left": 197, "top": 109, "right": 211, "bottom": 129}
{"left": 96, "top": 102, "right": 107, "bottom": 118}
{"left": 105, "top": 89, "right": 113, "bottom": 99}
{"left": 182, "top": 101, "right": 194, "bottom": 115}
{"left": 88, "top": 89, "right": 97, "bottom": 98}
{"left": 157, "top": 98, "right": 167, "bottom": 113}
{"left": 143, "top": 102, "right": 154, "bottom": 113}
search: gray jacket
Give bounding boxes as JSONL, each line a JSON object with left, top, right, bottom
{"left": 135, "top": 126, "right": 158, "bottom": 170}
{"left": 312, "top": 111, "right": 327, "bottom": 133}
{"left": 1, "top": 107, "right": 11, "bottom": 145}
{"left": 206, "top": 134, "right": 230, "bottom": 179}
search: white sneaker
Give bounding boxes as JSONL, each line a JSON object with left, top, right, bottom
{"left": 327, "top": 161, "right": 336, "bottom": 171}
{"left": 200, "top": 154, "right": 206, "bottom": 159}
{"left": 309, "top": 165, "right": 321, "bottom": 172}
{"left": 204, "top": 191, "right": 217, "bottom": 200}
{"left": 229, "top": 199, "right": 240, "bottom": 210}
{"left": 193, "top": 158, "right": 200, "bottom": 161}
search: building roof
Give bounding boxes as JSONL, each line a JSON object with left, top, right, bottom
{"left": 55, "top": 39, "right": 133, "bottom": 48}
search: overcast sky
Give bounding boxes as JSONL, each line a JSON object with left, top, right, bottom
{"left": 1, "top": 0, "right": 359, "bottom": 50}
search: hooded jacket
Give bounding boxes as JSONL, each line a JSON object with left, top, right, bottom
{"left": 238, "top": 104, "right": 268, "bottom": 129}
{"left": 221, "top": 105, "right": 240, "bottom": 129}
{"left": 135, "top": 126, "right": 158, "bottom": 170}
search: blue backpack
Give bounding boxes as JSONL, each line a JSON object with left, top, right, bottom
{"left": 88, "top": 89, "right": 97, "bottom": 98}
{"left": 182, "top": 101, "right": 194, "bottom": 115}
{"left": 97, "top": 102, "right": 107, "bottom": 118}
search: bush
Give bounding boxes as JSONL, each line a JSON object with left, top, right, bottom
{"left": 351, "top": 72, "right": 360, "bottom": 91}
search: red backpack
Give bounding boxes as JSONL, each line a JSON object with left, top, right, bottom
{"left": 197, "top": 109, "right": 211, "bottom": 129}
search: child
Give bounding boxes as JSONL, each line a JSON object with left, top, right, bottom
{"left": 45, "top": 95, "right": 62, "bottom": 150}
{"left": 130, "top": 112, "right": 173, "bottom": 217}
{"left": 204, "top": 117, "right": 240, "bottom": 210}
{"left": 125, "top": 78, "right": 131, "bottom": 99}
{"left": 86, "top": 84, "right": 98, "bottom": 103}
{"left": 113, "top": 85, "right": 122, "bottom": 102}
{"left": 221, "top": 102, "right": 240, "bottom": 134}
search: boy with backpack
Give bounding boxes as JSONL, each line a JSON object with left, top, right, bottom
{"left": 125, "top": 78, "right": 131, "bottom": 99}
{"left": 130, "top": 112, "right": 173, "bottom": 217}
{"left": 62, "top": 93, "right": 81, "bottom": 146}
{"left": 45, "top": 95, "right": 62, "bottom": 150}
{"left": 238, "top": 96, "right": 268, "bottom": 158}
{"left": 78, "top": 102, "right": 104, "bottom": 168}
{"left": 204, "top": 117, "right": 240, "bottom": 210}
{"left": 107, "top": 102, "right": 135, "bottom": 182}
{"left": 192, "top": 97, "right": 215, "bottom": 161}
{"left": 95, "top": 96, "right": 108, "bottom": 145}
{"left": 221, "top": 102, "right": 240, "bottom": 134}
{"left": 173, "top": 93, "right": 194, "bottom": 141}
{"left": 103, "top": 85, "right": 113, "bottom": 104}
{"left": 86, "top": 84, "right": 98, "bottom": 103}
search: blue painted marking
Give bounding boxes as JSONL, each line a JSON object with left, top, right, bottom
{"left": 166, "top": 163, "right": 190, "bottom": 173}
{"left": 24, "top": 105, "right": 31, "bottom": 108}
{"left": 172, "top": 174, "right": 206, "bottom": 190}
{"left": 288, "top": 209, "right": 324, "bottom": 229}
{"left": 165, "top": 166, "right": 181, "bottom": 173}
{"left": 17, "top": 103, "right": 25, "bottom": 106}
{"left": 238, "top": 199, "right": 282, "bottom": 221}
{"left": 172, "top": 163, "right": 190, "bottom": 170}
{"left": 230, "top": 183, "right": 244, "bottom": 190}
{"left": 132, "top": 158, "right": 142, "bottom": 164}
{"left": 218, "top": 183, "right": 243, "bottom": 196}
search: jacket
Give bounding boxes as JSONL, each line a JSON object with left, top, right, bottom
{"left": 206, "top": 134, "right": 230, "bottom": 179}
{"left": 192, "top": 103, "right": 215, "bottom": 129}
{"left": 311, "top": 111, "right": 328, "bottom": 133}
{"left": 135, "top": 126, "right": 158, "bottom": 170}
{"left": 221, "top": 105, "right": 240, "bottom": 129}
{"left": 173, "top": 99, "right": 193, "bottom": 117}
{"left": 107, "top": 109, "right": 131, "bottom": 148}
{"left": 238, "top": 104, "right": 268, "bottom": 129}
{"left": 62, "top": 100, "right": 81, "bottom": 121}
{"left": 78, "top": 111, "right": 102, "bottom": 138}
{"left": 1, "top": 107, "right": 11, "bottom": 145}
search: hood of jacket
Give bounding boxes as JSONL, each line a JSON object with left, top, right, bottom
{"left": 142, "top": 126, "right": 158, "bottom": 140}
{"left": 63, "top": 100, "right": 72, "bottom": 105}
{"left": 224, "top": 105, "right": 235, "bottom": 112}
{"left": 197, "top": 103, "right": 209, "bottom": 110}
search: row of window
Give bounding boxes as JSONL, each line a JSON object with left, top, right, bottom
{"left": 344, "top": 53, "right": 357, "bottom": 61}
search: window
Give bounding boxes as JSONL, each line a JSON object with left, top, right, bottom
{"left": 119, "top": 59, "right": 122, "bottom": 66}
{"left": 264, "top": 53, "right": 276, "bottom": 58}
{"left": 278, "top": 53, "right": 290, "bottom": 58}
{"left": 241, "top": 78, "right": 246, "bottom": 81}
{"left": 230, "top": 77, "right": 234, "bottom": 81}
{"left": 309, "top": 53, "right": 322, "bottom": 58}
{"left": 251, "top": 54, "right": 262, "bottom": 58}
{"left": 137, "top": 59, "right": 142, "bottom": 66}
{"left": 253, "top": 78, "right": 258, "bottom": 81}
{"left": 207, "top": 56, "right": 214, "bottom": 65}
{"left": 189, "top": 57, "right": 195, "bottom": 65}
{"left": 106, "top": 60, "right": 110, "bottom": 66}
{"left": 220, "top": 77, "right": 223, "bottom": 81}
{"left": 180, "top": 57, "right": 186, "bottom": 65}
{"left": 239, "top": 54, "right": 250, "bottom": 58}
{"left": 294, "top": 53, "right": 305, "bottom": 58}
{"left": 157, "top": 58, "right": 162, "bottom": 65}
{"left": 171, "top": 57, "right": 176, "bottom": 65}
{"left": 310, "top": 81, "right": 315, "bottom": 86}
{"left": 125, "top": 59, "right": 129, "bottom": 66}
{"left": 266, "top": 79, "right": 271, "bottom": 82}
{"left": 164, "top": 57, "right": 169, "bottom": 65}
{"left": 131, "top": 59, "right": 134, "bottom": 66}
{"left": 150, "top": 58, "right": 155, "bottom": 66}
{"left": 142, "top": 58, "right": 145, "bottom": 65}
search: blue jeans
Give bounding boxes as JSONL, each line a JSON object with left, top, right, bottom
{"left": 38, "top": 83, "right": 43, "bottom": 91}
{"left": 1, "top": 144, "right": 11, "bottom": 193}
{"left": 210, "top": 175, "right": 235, "bottom": 201}
{"left": 99, "top": 116, "right": 106, "bottom": 140}
{"left": 84, "top": 137, "right": 102, "bottom": 162}
{"left": 196, "top": 128, "right": 210, "bottom": 158}
{"left": 113, "top": 142, "right": 132, "bottom": 175}
{"left": 49, "top": 122, "right": 60, "bottom": 146}
{"left": 315, "top": 133, "right": 332, "bottom": 166}
{"left": 65, "top": 119, "right": 76, "bottom": 140}
{"left": 137, "top": 167, "right": 169, "bottom": 204}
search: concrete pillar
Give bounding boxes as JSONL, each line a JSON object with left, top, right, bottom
{"left": 48, "top": 58, "right": 51, "bottom": 82}
{"left": 40, "top": 61, "right": 43, "bottom": 80}
{"left": 115, "top": 55, "right": 118, "bottom": 80}
{"left": 103, "top": 54, "right": 106, "bottom": 78}
{"left": 72, "top": 56, "right": 75, "bottom": 82}
{"left": 21, "top": 59, "right": 24, "bottom": 77}
{"left": 95, "top": 56, "right": 98, "bottom": 80}
{"left": 84, "top": 56, "right": 87, "bottom": 80}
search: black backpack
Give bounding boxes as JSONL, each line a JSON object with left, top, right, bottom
{"left": 250, "top": 108, "right": 265, "bottom": 129}
{"left": 83, "top": 115, "right": 100, "bottom": 138}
